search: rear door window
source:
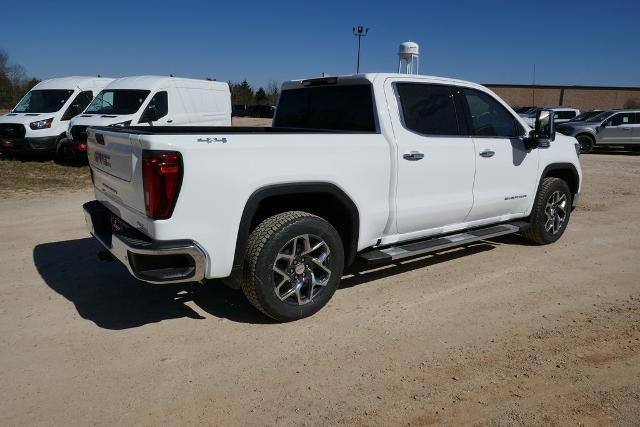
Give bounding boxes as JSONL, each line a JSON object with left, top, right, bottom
{"left": 274, "top": 84, "right": 376, "bottom": 131}
{"left": 395, "top": 83, "right": 460, "bottom": 135}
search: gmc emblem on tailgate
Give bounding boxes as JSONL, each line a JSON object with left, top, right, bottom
{"left": 94, "top": 151, "right": 111, "bottom": 167}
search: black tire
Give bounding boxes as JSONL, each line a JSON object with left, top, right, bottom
{"left": 241, "top": 211, "right": 344, "bottom": 321}
{"left": 522, "top": 177, "right": 572, "bottom": 245}
{"left": 576, "top": 134, "right": 594, "bottom": 154}
{"left": 55, "top": 137, "right": 75, "bottom": 163}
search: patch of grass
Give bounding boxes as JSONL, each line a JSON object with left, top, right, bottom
{"left": 0, "top": 154, "right": 92, "bottom": 196}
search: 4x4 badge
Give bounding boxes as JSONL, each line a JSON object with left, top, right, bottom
{"left": 197, "top": 137, "right": 227, "bottom": 144}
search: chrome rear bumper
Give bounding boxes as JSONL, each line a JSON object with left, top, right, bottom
{"left": 83, "top": 201, "right": 206, "bottom": 284}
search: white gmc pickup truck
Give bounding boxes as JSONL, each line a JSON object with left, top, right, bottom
{"left": 83, "top": 73, "right": 582, "bottom": 321}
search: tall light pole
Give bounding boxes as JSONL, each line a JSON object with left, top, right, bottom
{"left": 352, "top": 25, "right": 369, "bottom": 74}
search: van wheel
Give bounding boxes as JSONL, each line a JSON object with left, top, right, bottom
{"left": 55, "top": 138, "right": 75, "bottom": 163}
{"left": 522, "top": 177, "right": 572, "bottom": 245}
{"left": 576, "top": 135, "right": 594, "bottom": 154}
{"left": 241, "top": 211, "right": 344, "bottom": 321}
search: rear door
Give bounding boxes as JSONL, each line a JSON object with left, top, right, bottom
{"left": 386, "top": 81, "right": 475, "bottom": 234}
{"left": 599, "top": 112, "right": 635, "bottom": 144}
{"left": 631, "top": 113, "right": 640, "bottom": 144}
{"left": 459, "top": 87, "right": 539, "bottom": 221}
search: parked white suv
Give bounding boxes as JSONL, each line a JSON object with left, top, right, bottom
{"left": 83, "top": 73, "right": 582, "bottom": 321}
{"left": 520, "top": 107, "right": 580, "bottom": 127}
{"left": 0, "top": 76, "right": 113, "bottom": 156}
{"left": 65, "top": 76, "right": 231, "bottom": 157}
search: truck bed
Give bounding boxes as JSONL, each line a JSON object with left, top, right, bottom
{"left": 89, "top": 126, "right": 379, "bottom": 135}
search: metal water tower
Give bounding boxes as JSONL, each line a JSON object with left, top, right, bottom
{"left": 397, "top": 41, "right": 420, "bottom": 74}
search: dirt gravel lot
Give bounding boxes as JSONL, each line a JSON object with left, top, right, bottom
{"left": 1, "top": 151, "right": 639, "bottom": 425}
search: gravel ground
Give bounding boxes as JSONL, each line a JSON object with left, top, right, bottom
{"left": 0, "top": 152, "right": 639, "bottom": 425}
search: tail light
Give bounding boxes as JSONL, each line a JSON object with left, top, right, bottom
{"left": 142, "top": 150, "right": 183, "bottom": 220}
{"left": 76, "top": 142, "right": 88, "bottom": 153}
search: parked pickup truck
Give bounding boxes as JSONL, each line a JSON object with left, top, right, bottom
{"left": 83, "top": 73, "right": 582, "bottom": 321}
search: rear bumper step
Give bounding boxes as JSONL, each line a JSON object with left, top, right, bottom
{"left": 360, "top": 221, "right": 529, "bottom": 263}
{"left": 83, "top": 201, "right": 206, "bottom": 284}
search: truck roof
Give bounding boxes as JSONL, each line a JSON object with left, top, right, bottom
{"left": 282, "top": 73, "right": 488, "bottom": 91}
{"left": 103, "top": 76, "right": 229, "bottom": 92}
{"left": 34, "top": 76, "right": 115, "bottom": 91}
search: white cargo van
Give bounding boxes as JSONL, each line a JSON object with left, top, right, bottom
{"left": 66, "top": 76, "right": 231, "bottom": 155}
{"left": 0, "top": 76, "right": 114, "bottom": 155}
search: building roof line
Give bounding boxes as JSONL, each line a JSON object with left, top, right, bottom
{"left": 484, "top": 83, "right": 640, "bottom": 91}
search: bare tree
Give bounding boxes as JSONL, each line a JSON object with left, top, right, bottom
{"left": 0, "top": 48, "right": 38, "bottom": 109}
{"left": 266, "top": 80, "right": 280, "bottom": 106}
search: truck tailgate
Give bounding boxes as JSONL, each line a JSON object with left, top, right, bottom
{"left": 87, "top": 128, "right": 146, "bottom": 218}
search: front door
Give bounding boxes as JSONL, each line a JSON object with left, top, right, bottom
{"left": 386, "top": 80, "right": 476, "bottom": 235}
{"left": 459, "top": 88, "right": 539, "bottom": 221}
{"left": 599, "top": 112, "right": 635, "bottom": 144}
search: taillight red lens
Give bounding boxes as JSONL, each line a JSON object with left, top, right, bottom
{"left": 142, "top": 150, "right": 183, "bottom": 220}
{"left": 76, "top": 142, "right": 87, "bottom": 153}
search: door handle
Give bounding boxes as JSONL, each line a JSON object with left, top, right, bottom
{"left": 403, "top": 151, "right": 425, "bottom": 161}
{"left": 166, "top": 119, "right": 173, "bottom": 123}
{"left": 479, "top": 149, "right": 495, "bottom": 158}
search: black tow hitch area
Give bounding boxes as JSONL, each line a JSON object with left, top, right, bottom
{"left": 97, "top": 249, "right": 115, "bottom": 262}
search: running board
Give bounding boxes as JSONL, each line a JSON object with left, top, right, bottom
{"left": 360, "top": 221, "right": 530, "bottom": 263}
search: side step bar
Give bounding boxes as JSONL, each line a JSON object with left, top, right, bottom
{"left": 360, "top": 221, "right": 530, "bottom": 263}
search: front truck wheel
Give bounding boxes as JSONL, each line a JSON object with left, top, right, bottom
{"left": 241, "top": 211, "right": 345, "bottom": 321}
{"left": 522, "top": 177, "right": 572, "bottom": 245}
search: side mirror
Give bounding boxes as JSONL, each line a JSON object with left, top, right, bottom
{"left": 524, "top": 109, "right": 555, "bottom": 149}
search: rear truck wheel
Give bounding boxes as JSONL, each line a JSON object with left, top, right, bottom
{"left": 576, "top": 134, "right": 594, "bottom": 154}
{"left": 241, "top": 211, "right": 344, "bottom": 321}
{"left": 522, "top": 177, "right": 572, "bottom": 245}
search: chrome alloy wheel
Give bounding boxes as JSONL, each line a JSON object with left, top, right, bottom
{"left": 544, "top": 190, "right": 568, "bottom": 235}
{"left": 272, "top": 234, "right": 332, "bottom": 305}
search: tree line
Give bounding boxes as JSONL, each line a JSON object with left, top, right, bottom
{"left": 0, "top": 49, "right": 40, "bottom": 110}
{"left": 229, "top": 80, "right": 279, "bottom": 106}
{"left": 2, "top": 48, "right": 282, "bottom": 111}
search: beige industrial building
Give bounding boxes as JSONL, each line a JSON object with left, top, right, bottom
{"left": 485, "top": 84, "right": 640, "bottom": 111}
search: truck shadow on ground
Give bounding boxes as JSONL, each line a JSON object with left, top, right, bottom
{"left": 34, "top": 237, "right": 506, "bottom": 329}
{"left": 590, "top": 148, "right": 640, "bottom": 157}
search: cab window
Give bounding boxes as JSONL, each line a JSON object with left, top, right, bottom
{"left": 554, "top": 110, "right": 577, "bottom": 120}
{"left": 139, "top": 91, "right": 168, "bottom": 123}
{"left": 462, "top": 88, "right": 522, "bottom": 137}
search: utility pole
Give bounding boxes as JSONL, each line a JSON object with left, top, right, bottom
{"left": 532, "top": 64, "right": 536, "bottom": 105}
{"left": 352, "top": 26, "right": 369, "bottom": 74}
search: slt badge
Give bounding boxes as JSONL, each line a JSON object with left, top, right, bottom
{"left": 197, "top": 137, "right": 227, "bottom": 144}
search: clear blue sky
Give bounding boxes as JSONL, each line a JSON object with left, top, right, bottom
{"left": 4, "top": 0, "right": 639, "bottom": 89}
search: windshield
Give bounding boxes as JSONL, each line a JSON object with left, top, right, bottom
{"left": 523, "top": 108, "right": 541, "bottom": 118}
{"left": 12, "top": 89, "right": 74, "bottom": 113}
{"left": 515, "top": 106, "right": 535, "bottom": 114}
{"left": 84, "top": 89, "right": 151, "bottom": 115}
{"left": 586, "top": 110, "right": 614, "bottom": 122}
{"left": 569, "top": 111, "right": 598, "bottom": 122}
